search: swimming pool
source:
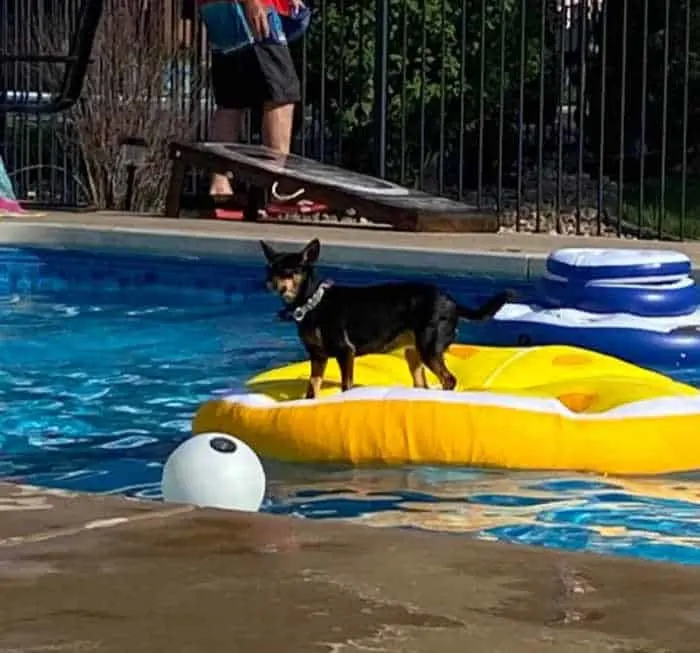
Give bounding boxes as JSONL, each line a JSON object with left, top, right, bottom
{"left": 3, "top": 245, "right": 700, "bottom": 565}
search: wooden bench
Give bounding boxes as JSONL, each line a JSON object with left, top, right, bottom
{"left": 165, "top": 141, "right": 499, "bottom": 233}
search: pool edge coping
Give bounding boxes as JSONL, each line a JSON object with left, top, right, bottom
{"left": 3, "top": 219, "right": 700, "bottom": 281}
{"left": 0, "top": 220, "right": 581, "bottom": 282}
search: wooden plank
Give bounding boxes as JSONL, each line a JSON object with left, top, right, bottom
{"left": 166, "top": 141, "right": 499, "bottom": 233}
{"left": 165, "top": 154, "right": 187, "bottom": 218}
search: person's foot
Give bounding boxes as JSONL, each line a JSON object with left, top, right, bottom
{"left": 209, "top": 171, "right": 233, "bottom": 197}
{"left": 208, "top": 193, "right": 241, "bottom": 206}
{"left": 205, "top": 183, "right": 327, "bottom": 221}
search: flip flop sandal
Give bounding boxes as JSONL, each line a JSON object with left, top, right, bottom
{"left": 214, "top": 208, "right": 245, "bottom": 221}
{"left": 207, "top": 193, "right": 248, "bottom": 220}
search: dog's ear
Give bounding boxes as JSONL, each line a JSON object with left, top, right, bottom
{"left": 260, "top": 240, "right": 277, "bottom": 263}
{"left": 301, "top": 238, "right": 321, "bottom": 264}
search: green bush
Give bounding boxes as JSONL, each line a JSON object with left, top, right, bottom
{"left": 621, "top": 175, "right": 700, "bottom": 240}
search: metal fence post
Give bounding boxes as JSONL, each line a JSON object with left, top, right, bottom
{"left": 373, "top": 0, "right": 389, "bottom": 179}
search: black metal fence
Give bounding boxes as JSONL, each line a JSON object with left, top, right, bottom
{"left": 1, "top": 0, "right": 697, "bottom": 238}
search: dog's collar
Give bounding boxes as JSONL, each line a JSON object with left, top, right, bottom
{"left": 290, "top": 280, "right": 333, "bottom": 322}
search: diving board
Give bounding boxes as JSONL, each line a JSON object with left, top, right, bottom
{"left": 165, "top": 142, "right": 498, "bottom": 233}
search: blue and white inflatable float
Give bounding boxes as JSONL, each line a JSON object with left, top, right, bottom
{"left": 474, "top": 248, "right": 700, "bottom": 369}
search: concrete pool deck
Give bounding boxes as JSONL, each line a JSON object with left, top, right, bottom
{"left": 3, "top": 212, "right": 700, "bottom": 651}
{"left": 3, "top": 481, "right": 700, "bottom": 653}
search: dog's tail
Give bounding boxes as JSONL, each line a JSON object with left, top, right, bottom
{"left": 456, "top": 290, "right": 514, "bottom": 321}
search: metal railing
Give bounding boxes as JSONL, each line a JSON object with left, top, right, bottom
{"left": 1, "top": 0, "right": 696, "bottom": 239}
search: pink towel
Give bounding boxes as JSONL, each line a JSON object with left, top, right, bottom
{"left": 0, "top": 196, "right": 26, "bottom": 216}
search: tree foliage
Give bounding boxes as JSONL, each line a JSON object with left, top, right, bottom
{"left": 586, "top": 0, "right": 699, "bottom": 179}
{"left": 297, "top": 0, "right": 555, "bottom": 189}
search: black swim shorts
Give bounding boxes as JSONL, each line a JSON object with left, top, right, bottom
{"left": 210, "top": 43, "right": 301, "bottom": 110}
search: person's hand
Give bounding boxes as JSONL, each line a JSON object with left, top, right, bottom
{"left": 242, "top": 0, "right": 270, "bottom": 39}
{"left": 290, "top": 0, "right": 305, "bottom": 11}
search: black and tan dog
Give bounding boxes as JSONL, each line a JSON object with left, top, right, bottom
{"left": 261, "top": 238, "right": 513, "bottom": 399}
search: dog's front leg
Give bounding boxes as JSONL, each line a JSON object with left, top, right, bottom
{"left": 336, "top": 349, "right": 355, "bottom": 392}
{"left": 306, "top": 355, "right": 328, "bottom": 400}
{"left": 404, "top": 347, "right": 428, "bottom": 388}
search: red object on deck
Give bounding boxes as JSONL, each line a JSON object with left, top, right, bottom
{"left": 214, "top": 200, "right": 328, "bottom": 221}
{"left": 214, "top": 208, "right": 244, "bottom": 221}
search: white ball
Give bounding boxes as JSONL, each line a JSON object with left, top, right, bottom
{"left": 161, "top": 433, "right": 266, "bottom": 512}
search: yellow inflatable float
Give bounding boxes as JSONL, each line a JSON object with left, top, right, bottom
{"left": 192, "top": 344, "right": 700, "bottom": 475}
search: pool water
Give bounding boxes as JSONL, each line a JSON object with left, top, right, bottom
{"left": 3, "top": 246, "right": 700, "bottom": 565}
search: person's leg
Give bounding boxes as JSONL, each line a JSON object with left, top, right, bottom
{"left": 208, "top": 51, "right": 252, "bottom": 198}
{"left": 253, "top": 43, "right": 314, "bottom": 207}
{"left": 209, "top": 108, "right": 243, "bottom": 196}
{"left": 262, "top": 102, "right": 295, "bottom": 155}
{"left": 208, "top": 43, "right": 308, "bottom": 213}
{"left": 254, "top": 44, "right": 300, "bottom": 154}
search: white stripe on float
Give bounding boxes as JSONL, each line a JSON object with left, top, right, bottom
{"left": 542, "top": 271, "right": 690, "bottom": 285}
{"left": 494, "top": 303, "right": 700, "bottom": 333}
{"left": 549, "top": 248, "right": 690, "bottom": 267}
{"left": 216, "top": 387, "right": 700, "bottom": 421}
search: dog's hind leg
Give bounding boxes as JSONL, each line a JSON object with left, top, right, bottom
{"left": 336, "top": 349, "right": 355, "bottom": 391}
{"left": 404, "top": 347, "right": 428, "bottom": 388}
{"left": 416, "top": 318, "right": 458, "bottom": 391}
{"left": 422, "top": 353, "right": 457, "bottom": 391}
